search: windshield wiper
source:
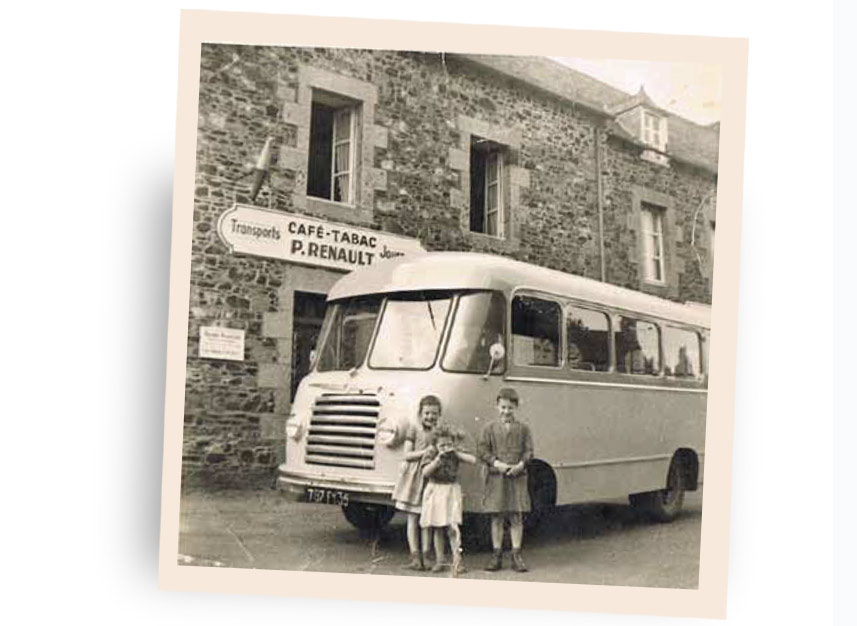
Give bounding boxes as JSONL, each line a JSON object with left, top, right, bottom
{"left": 419, "top": 293, "right": 437, "bottom": 331}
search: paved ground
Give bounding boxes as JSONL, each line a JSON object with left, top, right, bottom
{"left": 178, "top": 489, "right": 701, "bottom": 588}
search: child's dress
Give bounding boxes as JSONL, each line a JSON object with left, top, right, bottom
{"left": 477, "top": 420, "right": 534, "bottom": 513}
{"left": 391, "top": 422, "right": 431, "bottom": 514}
{"left": 419, "top": 451, "right": 463, "bottom": 527}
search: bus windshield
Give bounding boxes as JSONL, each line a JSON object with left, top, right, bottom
{"left": 442, "top": 291, "right": 506, "bottom": 373}
{"left": 317, "top": 296, "right": 382, "bottom": 372}
{"left": 368, "top": 292, "right": 453, "bottom": 369}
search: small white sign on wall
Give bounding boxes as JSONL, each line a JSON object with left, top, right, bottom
{"left": 199, "top": 326, "right": 245, "bottom": 361}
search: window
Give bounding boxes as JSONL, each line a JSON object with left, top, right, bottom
{"left": 307, "top": 91, "right": 358, "bottom": 204}
{"left": 511, "top": 296, "right": 561, "bottom": 367}
{"left": 469, "top": 136, "right": 505, "bottom": 237}
{"left": 442, "top": 291, "right": 506, "bottom": 374}
{"left": 641, "top": 204, "right": 666, "bottom": 284}
{"left": 368, "top": 293, "right": 453, "bottom": 370}
{"left": 566, "top": 306, "right": 611, "bottom": 372}
{"left": 662, "top": 327, "right": 702, "bottom": 379}
{"left": 616, "top": 317, "right": 660, "bottom": 376}
{"left": 642, "top": 110, "right": 667, "bottom": 151}
{"left": 317, "top": 296, "right": 381, "bottom": 372}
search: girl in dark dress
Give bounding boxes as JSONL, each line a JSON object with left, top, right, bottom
{"left": 477, "top": 387, "right": 534, "bottom": 573}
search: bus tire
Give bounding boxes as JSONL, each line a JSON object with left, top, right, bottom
{"left": 630, "top": 461, "right": 686, "bottom": 523}
{"left": 341, "top": 502, "right": 395, "bottom": 531}
{"left": 525, "top": 461, "right": 557, "bottom": 531}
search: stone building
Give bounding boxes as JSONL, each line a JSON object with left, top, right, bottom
{"left": 184, "top": 45, "right": 719, "bottom": 488}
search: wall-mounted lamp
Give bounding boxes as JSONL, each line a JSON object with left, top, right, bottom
{"left": 249, "top": 136, "right": 275, "bottom": 203}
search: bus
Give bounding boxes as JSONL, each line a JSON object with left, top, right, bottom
{"left": 278, "top": 252, "right": 709, "bottom": 532}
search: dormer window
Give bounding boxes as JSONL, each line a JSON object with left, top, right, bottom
{"left": 640, "top": 109, "right": 669, "bottom": 166}
{"left": 642, "top": 110, "right": 667, "bottom": 151}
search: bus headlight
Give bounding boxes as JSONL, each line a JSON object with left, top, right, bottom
{"left": 285, "top": 413, "right": 304, "bottom": 441}
{"left": 377, "top": 420, "right": 399, "bottom": 447}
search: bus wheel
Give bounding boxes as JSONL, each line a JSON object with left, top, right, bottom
{"left": 525, "top": 462, "right": 557, "bottom": 531}
{"left": 341, "top": 502, "right": 395, "bottom": 531}
{"left": 631, "top": 462, "right": 686, "bottom": 523}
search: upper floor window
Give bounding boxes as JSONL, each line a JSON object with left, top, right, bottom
{"left": 511, "top": 295, "right": 561, "bottom": 367}
{"left": 641, "top": 204, "right": 666, "bottom": 284}
{"left": 307, "top": 91, "right": 359, "bottom": 204}
{"left": 642, "top": 110, "right": 667, "bottom": 151}
{"left": 470, "top": 136, "right": 506, "bottom": 238}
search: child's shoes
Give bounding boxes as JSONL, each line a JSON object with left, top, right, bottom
{"left": 403, "top": 552, "right": 424, "bottom": 571}
{"left": 484, "top": 550, "right": 503, "bottom": 571}
{"left": 431, "top": 561, "right": 449, "bottom": 573}
{"left": 511, "top": 550, "right": 528, "bottom": 573}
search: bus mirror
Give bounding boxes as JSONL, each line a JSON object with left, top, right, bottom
{"left": 309, "top": 349, "right": 317, "bottom": 366}
{"left": 483, "top": 342, "right": 506, "bottom": 379}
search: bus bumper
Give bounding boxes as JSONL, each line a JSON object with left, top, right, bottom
{"left": 277, "top": 465, "right": 396, "bottom": 505}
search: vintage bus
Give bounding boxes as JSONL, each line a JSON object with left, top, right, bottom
{"left": 278, "top": 252, "right": 709, "bottom": 532}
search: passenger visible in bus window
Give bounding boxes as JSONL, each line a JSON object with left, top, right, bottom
{"left": 663, "top": 327, "right": 701, "bottom": 379}
{"left": 616, "top": 317, "right": 660, "bottom": 376}
{"left": 511, "top": 296, "right": 561, "bottom": 367}
{"left": 566, "top": 307, "right": 610, "bottom": 372}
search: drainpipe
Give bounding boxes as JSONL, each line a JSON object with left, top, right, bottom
{"left": 594, "top": 123, "right": 606, "bottom": 282}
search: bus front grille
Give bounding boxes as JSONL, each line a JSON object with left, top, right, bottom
{"left": 305, "top": 393, "right": 379, "bottom": 469}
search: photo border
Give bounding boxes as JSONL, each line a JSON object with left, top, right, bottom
{"left": 159, "top": 10, "right": 748, "bottom": 618}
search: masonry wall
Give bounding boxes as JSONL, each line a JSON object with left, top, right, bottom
{"left": 183, "top": 45, "right": 717, "bottom": 489}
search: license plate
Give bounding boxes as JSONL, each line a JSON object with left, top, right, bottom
{"left": 304, "top": 488, "right": 350, "bottom": 506}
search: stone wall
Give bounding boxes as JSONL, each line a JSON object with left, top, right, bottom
{"left": 182, "top": 44, "right": 717, "bottom": 489}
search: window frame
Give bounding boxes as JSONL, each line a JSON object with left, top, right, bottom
{"left": 614, "top": 314, "right": 663, "bottom": 377}
{"left": 641, "top": 109, "right": 668, "bottom": 152}
{"left": 307, "top": 91, "right": 360, "bottom": 206}
{"left": 509, "top": 291, "right": 565, "bottom": 370}
{"left": 640, "top": 204, "right": 667, "bottom": 285}
{"left": 439, "top": 290, "right": 508, "bottom": 376}
{"left": 564, "top": 302, "right": 614, "bottom": 374}
{"left": 469, "top": 136, "right": 507, "bottom": 239}
{"left": 315, "top": 295, "right": 384, "bottom": 373}
{"left": 366, "top": 292, "right": 455, "bottom": 372}
{"left": 661, "top": 324, "right": 704, "bottom": 380}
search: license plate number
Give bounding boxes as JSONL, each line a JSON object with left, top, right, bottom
{"left": 305, "top": 488, "right": 350, "bottom": 506}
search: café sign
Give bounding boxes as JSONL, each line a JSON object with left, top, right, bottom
{"left": 216, "top": 204, "right": 425, "bottom": 272}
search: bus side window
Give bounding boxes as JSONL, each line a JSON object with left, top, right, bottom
{"left": 566, "top": 306, "right": 610, "bottom": 372}
{"left": 663, "top": 327, "right": 702, "bottom": 379}
{"left": 615, "top": 317, "right": 660, "bottom": 376}
{"left": 511, "top": 295, "right": 561, "bottom": 367}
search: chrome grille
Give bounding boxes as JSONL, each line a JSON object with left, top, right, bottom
{"left": 305, "top": 393, "right": 379, "bottom": 469}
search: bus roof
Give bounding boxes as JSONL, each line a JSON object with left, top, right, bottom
{"left": 328, "top": 252, "right": 711, "bottom": 329}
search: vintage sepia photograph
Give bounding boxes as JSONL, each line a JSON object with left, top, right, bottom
{"left": 160, "top": 11, "right": 747, "bottom": 618}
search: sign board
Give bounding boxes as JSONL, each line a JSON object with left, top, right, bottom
{"left": 217, "top": 204, "right": 425, "bottom": 272}
{"left": 199, "top": 326, "right": 245, "bottom": 361}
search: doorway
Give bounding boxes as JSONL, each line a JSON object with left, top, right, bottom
{"left": 290, "top": 291, "right": 328, "bottom": 401}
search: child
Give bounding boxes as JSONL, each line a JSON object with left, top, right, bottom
{"left": 391, "top": 395, "right": 440, "bottom": 570}
{"left": 420, "top": 423, "right": 476, "bottom": 576}
{"left": 477, "top": 387, "right": 534, "bottom": 573}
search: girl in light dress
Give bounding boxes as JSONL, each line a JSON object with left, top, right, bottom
{"left": 420, "top": 423, "right": 476, "bottom": 576}
{"left": 391, "top": 395, "right": 440, "bottom": 571}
